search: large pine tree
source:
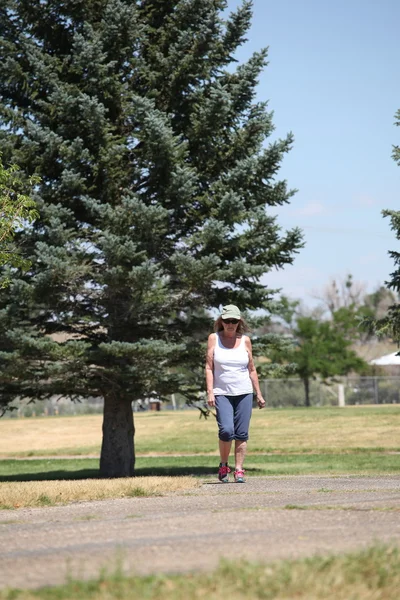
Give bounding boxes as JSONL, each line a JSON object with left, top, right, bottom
{"left": 0, "top": 0, "right": 303, "bottom": 476}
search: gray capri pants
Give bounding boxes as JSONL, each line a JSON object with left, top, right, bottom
{"left": 215, "top": 393, "right": 253, "bottom": 442}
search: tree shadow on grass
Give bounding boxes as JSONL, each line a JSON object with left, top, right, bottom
{"left": 135, "top": 466, "right": 263, "bottom": 477}
{"left": 0, "top": 469, "right": 99, "bottom": 482}
{"left": 0, "top": 466, "right": 263, "bottom": 482}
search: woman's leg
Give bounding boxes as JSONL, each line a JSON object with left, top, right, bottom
{"left": 215, "top": 395, "right": 235, "bottom": 480}
{"left": 215, "top": 395, "right": 235, "bottom": 453}
{"left": 234, "top": 439, "right": 247, "bottom": 471}
{"left": 219, "top": 439, "right": 232, "bottom": 463}
{"left": 233, "top": 393, "right": 253, "bottom": 476}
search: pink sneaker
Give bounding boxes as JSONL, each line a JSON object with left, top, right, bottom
{"left": 218, "top": 464, "right": 231, "bottom": 483}
{"left": 234, "top": 469, "right": 245, "bottom": 483}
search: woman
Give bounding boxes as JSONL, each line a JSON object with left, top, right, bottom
{"left": 205, "top": 304, "right": 265, "bottom": 483}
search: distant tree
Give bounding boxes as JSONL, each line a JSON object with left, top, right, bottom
{"left": 290, "top": 316, "right": 367, "bottom": 406}
{"left": 0, "top": 157, "right": 38, "bottom": 286}
{"left": 265, "top": 298, "right": 368, "bottom": 406}
{"left": 312, "top": 274, "right": 367, "bottom": 315}
{"left": 311, "top": 274, "right": 396, "bottom": 344}
{"left": 0, "top": 1, "right": 303, "bottom": 476}
{"left": 363, "top": 285, "right": 397, "bottom": 320}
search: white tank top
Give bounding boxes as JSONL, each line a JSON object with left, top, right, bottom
{"left": 213, "top": 333, "right": 253, "bottom": 396}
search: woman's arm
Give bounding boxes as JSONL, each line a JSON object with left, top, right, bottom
{"left": 205, "top": 334, "right": 216, "bottom": 407}
{"left": 245, "top": 337, "right": 266, "bottom": 409}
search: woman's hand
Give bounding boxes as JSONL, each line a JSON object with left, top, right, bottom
{"left": 256, "top": 394, "right": 266, "bottom": 409}
{"left": 207, "top": 392, "right": 215, "bottom": 407}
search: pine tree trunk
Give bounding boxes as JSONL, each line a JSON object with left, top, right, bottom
{"left": 303, "top": 378, "right": 311, "bottom": 407}
{"left": 100, "top": 393, "right": 135, "bottom": 478}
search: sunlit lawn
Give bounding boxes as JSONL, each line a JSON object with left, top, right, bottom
{"left": 0, "top": 406, "right": 399, "bottom": 458}
{"left": 1, "top": 408, "right": 398, "bottom": 599}
{"left": 1, "top": 450, "right": 400, "bottom": 487}
{"left": 0, "top": 406, "right": 399, "bottom": 509}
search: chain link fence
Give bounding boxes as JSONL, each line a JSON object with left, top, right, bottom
{"left": 3, "top": 377, "right": 400, "bottom": 417}
{"left": 260, "top": 377, "right": 400, "bottom": 407}
{"left": 4, "top": 396, "right": 104, "bottom": 418}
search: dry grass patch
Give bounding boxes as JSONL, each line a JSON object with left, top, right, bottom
{"left": 0, "top": 415, "right": 103, "bottom": 456}
{"left": 0, "top": 476, "right": 199, "bottom": 509}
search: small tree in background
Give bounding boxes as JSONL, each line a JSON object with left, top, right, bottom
{"left": 291, "top": 316, "right": 367, "bottom": 406}
{"left": 265, "top": 297, "right": 368, "bottom": 406}
{"left": 312, "top": 274, "right": 396, "bottom": 343}
{"left": 312, "top": 274, "right": 367, "bottom": 314}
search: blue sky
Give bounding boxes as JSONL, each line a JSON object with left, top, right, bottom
{"left": 227, "top": 0, "right": 400, "bottom": 307}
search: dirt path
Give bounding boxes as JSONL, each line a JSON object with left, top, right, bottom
{"left": 1, "top": 475, "right": 400, "bottom": 590}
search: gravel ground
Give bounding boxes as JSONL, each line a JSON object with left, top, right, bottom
{"left": 1, "top": 474, "right": 400, "bottom": 590}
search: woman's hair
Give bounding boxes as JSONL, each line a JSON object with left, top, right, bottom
{"left": 213, "top": 316, "right": 250, "bottom": 335}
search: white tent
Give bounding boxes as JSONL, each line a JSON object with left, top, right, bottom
{"left": 370, "top": 352, "right": 400, "bottom": 366}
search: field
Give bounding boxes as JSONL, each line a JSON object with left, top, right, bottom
{"left": 1, "top": 405, "right": 399, "bottom": 457}
{"left": 1, "top": 406, "right": 399, "bottom": 507}
{"left": 1, "top": 406, "right": 400, "bottom": 598}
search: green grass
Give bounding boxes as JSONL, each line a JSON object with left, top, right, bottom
{"left": 1, "top": 406, "right": 399, "bottom": 484}
{"left": 136, "top": 405, "right": 400, "bottom": 455}
{"left": 0, "top": 544, "right": 399, "bottom": 599}
{"left": 36, "top": 494, "right": 52, "bottom": 506}
{"left": 1, "top": 451, "right": 400, "bottom": 483}
{"left": 2, "top": 406, "right": 400, "bottom": 458}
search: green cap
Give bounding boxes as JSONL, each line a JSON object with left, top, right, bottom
{"left": 221, "top": 305, "right": 241, "bottom": 319}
